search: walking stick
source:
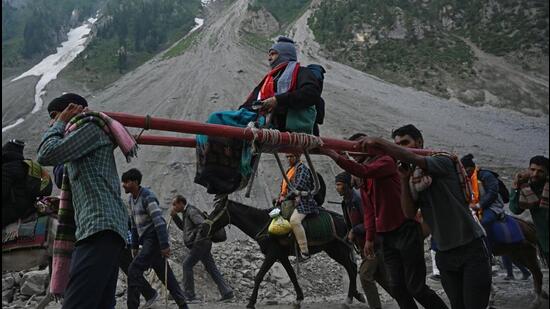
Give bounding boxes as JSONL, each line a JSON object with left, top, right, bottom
{"left": 165, "top": 215, "right": 172, "bottom": 308}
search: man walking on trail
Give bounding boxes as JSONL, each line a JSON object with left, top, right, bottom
{"left": 52, "top": 165, "right": 160, "bottom": 308}
{"left": 357, "top": 124, "right": 491, "bottom": 309}
{"left": 335, "top": 172, "right": 392, "bottom": 309}
{"left": 240, "top": 36, "right": 321, "bottom": 133}
{"left": 37, "top": 93, "right": 130, "bottom": 308}
{"left": 509, "top": 155, "right": 549, "bottom": 265}
{"left": 118, "top": 218, "right": 159, "bottom": 307}
{"left": 170, "top": 195, "right": 234, "bottom": 303}
{"left": 122, "top": 168, "right": 188, "bottom": 309}
{"left": 321, "top": 133, "right": 447, "bottom": 309}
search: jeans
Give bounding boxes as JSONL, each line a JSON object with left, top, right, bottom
{"left": 62, "top": 231, "right": 124, "bottom": 309}
{"left": 183, "top": 239, "right": 232, "bottom": 298}
{"left": 359, "top": 250, "right": 392, "bottom": 309}
{"left": 436, "top": 238, "right": 492, "bottom": 309}
{"left": 119, "top": 247, "right": 157, "bottom": 299}
{"left": 127, "top": 229, "right": 187, "bottom": 309}
{"left": 382, "top": 220, "right": 448, "bottom": 309}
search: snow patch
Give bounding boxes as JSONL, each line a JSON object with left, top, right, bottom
{"left": 2, "top": 118, "right": 25, "bottom": 133}
{"left": 190, "top": 18, "right": 204, "bottom": 33}
{"left": 12, "top": 17, "right": 97, "bottom": 113}
{"left": 3, "top": 17, "right": 97, "bottom": 132}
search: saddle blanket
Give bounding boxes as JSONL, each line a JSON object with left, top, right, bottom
{"left": 302, "top": 211, "right": 335, "bottom": 245}
{"left": 487, "top": 214, "right": 525, "bottom": 245}
{"left": 2, "top": 215, "right": 49, "bottom": 252}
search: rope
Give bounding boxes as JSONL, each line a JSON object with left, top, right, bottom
{"left": 135, "top": 114, "right": 152, "bottom": 141}
{"left": 246, "top": 127, "right": 324, "bottom": 151}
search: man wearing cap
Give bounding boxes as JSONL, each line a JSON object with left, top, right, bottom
{"left": 240, "top": 36, "right": 321, "bottom": 132}
{"left": 2, "top": 139, "right": 52, "bottom": 226}
{"left": 37, "top": 93, "right": 133, "bottom": 309}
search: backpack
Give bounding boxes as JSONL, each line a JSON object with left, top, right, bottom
{"left": 497, "top": 178, "right": 510, "bottom": 203}
{"left": 200, "top": 210, "right": 227, "bottom": 243}
{"left": 313, "top": 172, "right": 326, "bottom": 206}
{"left": 23, "top": 160, "right": 52, "bottom": 199}
{"left": 306, "top": 64, "right": 326, "bottom": 125}
{"left": 481, "top": 169, "right": 510, "bottom": 203}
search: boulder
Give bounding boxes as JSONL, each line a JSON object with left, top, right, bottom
{"left": 2, "top": 288, "right": 14, "bottom": 303}
{"left": 2, "top": 277, "right": 15, "bottom": 291}
{"left": 20, "top": 269, "right": 49, "bottom": 296}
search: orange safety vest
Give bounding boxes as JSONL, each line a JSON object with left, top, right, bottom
{"left": 280, "top": 164, "right": 298, "bottom": 197}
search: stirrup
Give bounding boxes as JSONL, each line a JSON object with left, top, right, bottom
{"left": 297, "top": 252, "right": 311, "bottom": 262}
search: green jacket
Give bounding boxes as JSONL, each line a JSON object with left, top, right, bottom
{"left": 509, "top": 188, "right": 549, "bottom": 254}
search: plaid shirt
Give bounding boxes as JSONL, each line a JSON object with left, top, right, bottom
{"left": 290, "top": 162, "right": 318, "bottom": 214}
{"left": 37, "top": 121, "right": 128, "bottom": 244}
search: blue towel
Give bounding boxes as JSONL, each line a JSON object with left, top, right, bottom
{"left": 196, "top": 109, "right": 264, "bottom": 177}
{"left": 487, "top": 215, "right": 525, "bottom": 245}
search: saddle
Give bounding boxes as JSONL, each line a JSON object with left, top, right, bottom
{"left": 276, "top": 201, "right": 337, "bottom": 246}
{"left": 486, "top": 214, "right": 525, "bottom": 245}
{"left": 2, "top": 214, "right": 50, "bottom": 252}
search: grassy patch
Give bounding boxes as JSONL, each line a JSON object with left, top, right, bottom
{"left": 249, "top": 0, "right": 311, "bottom": 26}
{"left": 63, "top": 37, "right": 153, "bottom": 91}
{"left": 239, "top": 30, "right": 272, "bottom": 51}
{"left": 162, "top": 30, "right": 203, "bottom": 60}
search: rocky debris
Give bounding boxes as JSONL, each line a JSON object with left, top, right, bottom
{"left": 2, "top": 276, "right": 15, "bottom": 291}
{"left": 20, "top": 269, "right": 48, "bottom": 296}
{"left": 241, "top": 7, "right": 279, "bottom": 35}
{"left": 106, "top": 236, "right": 352, "bottom": 306}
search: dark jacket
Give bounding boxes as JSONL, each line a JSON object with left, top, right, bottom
{"left": 478, "top": 169, "right": 504, "bottom": 214}
{"left": 240, "top": 65, "right": 322, "bottom": 130}
{"left": 2, "top": 153, "right": 35, "bottom": 225}
{"left": 341, "top": 189, "right": 364, "bottom": 236}
{"left": 172, "top": 204, "right": 206, "bottom": 248}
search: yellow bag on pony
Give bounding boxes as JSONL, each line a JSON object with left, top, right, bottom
{"left": 268, "top": 209, "right": 291, "bottom": 235}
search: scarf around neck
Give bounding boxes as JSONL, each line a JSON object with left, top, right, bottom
{"left": 50, "top": 111, "right": 137, "bottom": 296}
{"left": 257, "top": 61, "right": 300, "bottom": 101}
{"left": 519, "top": 180, "right": 549, "bottom": 209}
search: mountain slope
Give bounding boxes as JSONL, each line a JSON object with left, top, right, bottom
{"left": 2, "top": 0, "right": 548, "bottom": 216}
{"left": 308, "top": 0, "right": 549, "bottom": 115}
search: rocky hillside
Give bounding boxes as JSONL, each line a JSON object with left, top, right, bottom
{"left": 309, "top": 0, "right": 549, "bottom": 116}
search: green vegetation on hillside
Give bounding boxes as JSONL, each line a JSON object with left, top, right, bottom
{"left": 64, "top": 0, "right": 201, "bottom": 90}
{"left": 163, "top": 30, "right": 203, "bottom": 60}
{"left": 309, "top": 0, "right": 548, "bottom": 98}
{"left": 249, "top": 0, "right": 311, "bottom": 26}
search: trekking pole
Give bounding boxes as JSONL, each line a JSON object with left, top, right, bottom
{"left": 165, "top": 215, "right": 172, "bottom": 308}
